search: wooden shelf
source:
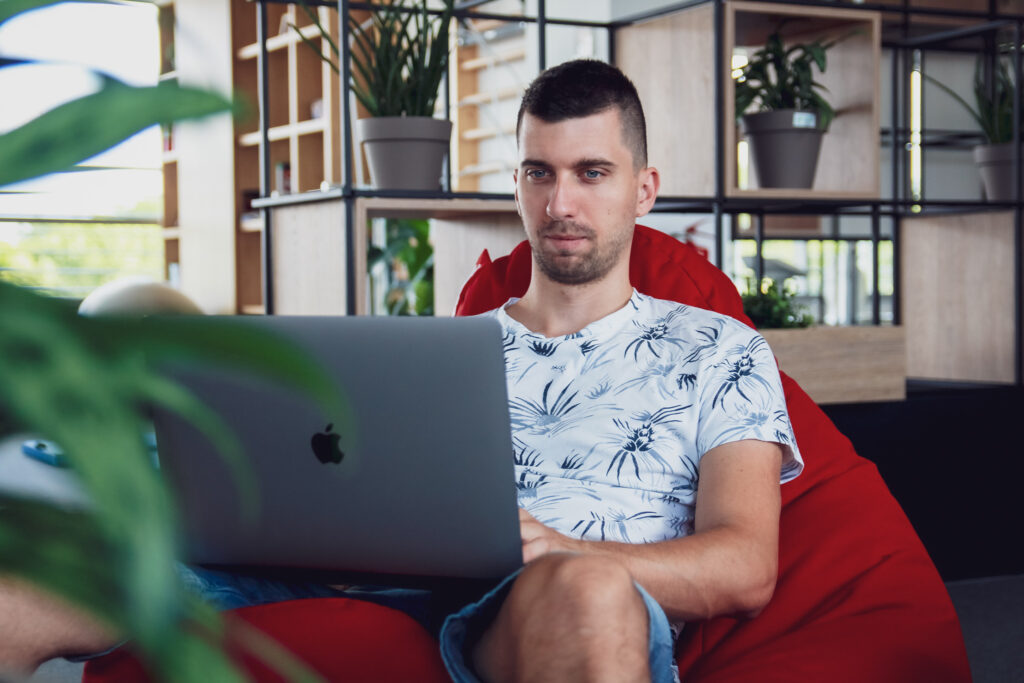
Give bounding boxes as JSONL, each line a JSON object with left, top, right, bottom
{"left": 616, "top": 0, "right": 881, "bottom": 198}
{"left": 240, "top": 214, "right": 264, "bottom": 232}
{"left": 237, "top": 23, "right": 322, "bottom": 60}
{"left": 461, "top": 124, "right": 515, "bottom": 141}
{"left": 461, "top": 46, "right": 526, "bottom": 71}
{"left": 458, "top": 86, "right": 521, "bottom": 108}
{"left": 265, "top": 197, "right": 520, "bottom": 316}
{"left": 163, "top": 227, "right": 181, "bottom": 239}
{"left": 240, "top": 304, "right": 266, "bottom": 315}
{"left": 239, "top": 118, "right": 326, "bottom": 147}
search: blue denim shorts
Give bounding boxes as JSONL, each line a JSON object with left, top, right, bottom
{"left": 438, "top": 567, "right": 680, "bottom": 683}
{"left": 83, "top": 565, "right": 679, "bottom": 682}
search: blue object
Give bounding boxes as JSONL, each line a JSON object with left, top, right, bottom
{"left": 21, "top": 439, "right": 68, "bottom": 468}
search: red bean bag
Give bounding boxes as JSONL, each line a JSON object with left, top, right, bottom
{"left": 455, "top": 224, "right": 971, "bottom": 682}
{"left": 85, "top": 224, "right": 970, "bottom": 682}
{"left": 82, "top": 598, "right": 450, "bottom": 682}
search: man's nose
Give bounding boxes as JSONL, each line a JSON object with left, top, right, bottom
{"left": 546, "top": 175, "right": 579, "bottom": 221}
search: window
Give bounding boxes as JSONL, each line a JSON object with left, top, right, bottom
{"left": 0, "top": 2, "right": 163, "bottom": 299}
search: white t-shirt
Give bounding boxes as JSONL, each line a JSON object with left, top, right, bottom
{"left": 483, "top": 290, "right": 803, "bottom": 544}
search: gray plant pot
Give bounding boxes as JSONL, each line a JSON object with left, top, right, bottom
{"left": 973, "top": 143, "right": 1024, "bottom": 201}
{"left": 740, "top": 110, "right": 826, "bottom": 189}
{"left": 356, "top": 116, "right": 453, "bottom": 191}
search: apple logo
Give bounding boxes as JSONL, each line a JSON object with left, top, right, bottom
{"left": 311, "top": 423, "right": 345, "bottom": 464}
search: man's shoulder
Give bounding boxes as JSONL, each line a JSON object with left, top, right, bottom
{"left": 635, "top": 292, "right": 754, "bottom": 334}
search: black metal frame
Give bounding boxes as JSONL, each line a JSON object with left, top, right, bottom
{"left": 249, "top": 0, "right": 1024, "bottom": 386}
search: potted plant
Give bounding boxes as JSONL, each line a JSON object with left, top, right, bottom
{"left": 0, "top": 2, "right": 334, "bottom": 678}
{"left": 925, "top": 54, "right": 1020, "bottom": 201}
{"left": 741, "top": 277, "right": 905, "bottom": 404}
{"left": 296, "top": 0, "right": 455, "bottom": 191}
{"left": 734, "top": 25, "right": 844, "bottom": 189}
{"left": 741, "top": 278, "right": 815, "bottom": 329}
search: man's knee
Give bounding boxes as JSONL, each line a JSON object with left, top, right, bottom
{"left": 0, "top": 577, "right": 118, "bottom": 674}
{"left": 514, "top": 553, "right": 647, "bottom": 622}
{"left": 472, "top": 555, "right": 650, "bottom": 682}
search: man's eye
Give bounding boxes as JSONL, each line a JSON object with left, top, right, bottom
{"left": 526, "top": 169, "right": 548, "bottom": 179}
{"left": 584, "top": 170, "right": 603, "bottom": 179}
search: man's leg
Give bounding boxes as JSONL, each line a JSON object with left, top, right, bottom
{"left": 0, "top": 576, "right": 118, "bottom": 675}
{"left": 471, "top": 553, "right": 651, "bottom": 683}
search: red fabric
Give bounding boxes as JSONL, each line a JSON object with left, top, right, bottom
{"left": 456, "top": 224, "right": 971, "bottom": 682}
{"left": 85, "top": 224, "right": 970, "bottom": 681}
{"left": 82, "top": 598, "right": 449, "bottom": 683}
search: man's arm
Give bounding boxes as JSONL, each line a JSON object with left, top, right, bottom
{"left": 518, "top": 439, "right": 783, "bottom": 623}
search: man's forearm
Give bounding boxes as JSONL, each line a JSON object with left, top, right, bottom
{"left": 518, "top": 440, "right": 784, "bottom": 623}
{"left": 576, "top": 525, "right": 778, "bottom": 622}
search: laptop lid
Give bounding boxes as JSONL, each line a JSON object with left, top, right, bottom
{"left": 152, "top": 315, "right": 522, "bottom": 584}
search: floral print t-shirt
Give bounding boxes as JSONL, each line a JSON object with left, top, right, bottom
{"left": 483, "top": 290, "right": 803, "bottom": 544}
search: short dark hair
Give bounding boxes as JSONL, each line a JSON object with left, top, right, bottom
{"left": 516, "top": 59, "right": 648, "bottom": 169}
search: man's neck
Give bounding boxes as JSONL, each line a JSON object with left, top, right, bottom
{"left": 505, "top": 268, "right": 634, "bottom": 338}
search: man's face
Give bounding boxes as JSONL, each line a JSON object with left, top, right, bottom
{"left": 514, "top": 108, "right": 658, "bottom": 286}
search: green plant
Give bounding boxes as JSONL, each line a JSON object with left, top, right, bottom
{"left": 734, "top": 24, "right": 846, "bottom": 130}
{"left": 925, "top": 54, "right": 1016, "bottom": 144}
{"left": 0, "top": 1, "right": 337, "bottom": 679}
{"left": 742, "top": 278, "right": 814, "bottom": 329}
{"left": 368, "top": 219, "right": 434, "bottom": 316}
{"left": 295, "top": 0, "right": 454, "bottom": 117}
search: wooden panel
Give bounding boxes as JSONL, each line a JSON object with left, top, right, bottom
{"left": 761, "top": 325, "right": 906, "bottom": 404}
{"left": 813, "top": 14, "right": 880, "bottom": 196}
{"left": 270, "top": 201, "right": 347, "bottom": 315}
{"left": 901, "top": 212, "right": 1018, "bottom": 383}
{"left": 615, "top": 5, "right": 715, "bottom": 197}
{"left": 162, "top": 160, "right": 178, "bottom": 227}
{"left": 452, "top": 42, "right": 480, "bottom": 192}
{"left": 432, "top": 213, "right": 524, "bottom": 316}
{"left": 234, "top": 230, "right": 262, "bottom": 312}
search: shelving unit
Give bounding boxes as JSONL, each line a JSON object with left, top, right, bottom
{"left": 195, "top": 0, "right": 1024, "bottom": 393}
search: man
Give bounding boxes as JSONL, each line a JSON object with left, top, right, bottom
{"left": 439, "top": 59, "right": 801, "bottom": 683}
{"left": 0, "top": 59, "right": 800, "bottom": 683}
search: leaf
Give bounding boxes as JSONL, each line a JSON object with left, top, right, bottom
{"left": 924, "top": 72, "right": 988, "bottom": 139}
{"left": 290, "top": 21, "right": 339, "bottom": 75}
{"left": 0, "top": 78, "right": 235, "bottom": 187}
{"left": 0, "top": 0, "right": 113, "bottom": 27}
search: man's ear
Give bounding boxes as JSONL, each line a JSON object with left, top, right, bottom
{"left": 635, "top": 166, "right": 660, "bottom": 218}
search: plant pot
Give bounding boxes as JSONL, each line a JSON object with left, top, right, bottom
{"left": 740, "top": 110, "right": 826, "bottom": 189}
{"left": 356, "top": 116, "right": 453, "bottom": 191}
{"left": 972, "top": 143, "right": 1024, "bottom": 201}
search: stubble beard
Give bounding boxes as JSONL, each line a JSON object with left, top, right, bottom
{"left": 530, "top": 220, "right": 633, "bottom": 286}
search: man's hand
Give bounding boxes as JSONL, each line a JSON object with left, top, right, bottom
{"left": 519, "top": 508, "right": 586, "bottom": 563}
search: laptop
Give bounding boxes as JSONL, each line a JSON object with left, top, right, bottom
{"left": 151, "top": 315, "right": 522, "bottom": 587}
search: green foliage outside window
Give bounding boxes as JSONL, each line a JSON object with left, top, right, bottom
{"left": 0, "top": 221, "right": 163, "bottom": 297}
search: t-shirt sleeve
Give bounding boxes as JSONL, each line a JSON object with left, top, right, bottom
{"left": 695, "top": 321, "right": 803, "bottom": 483}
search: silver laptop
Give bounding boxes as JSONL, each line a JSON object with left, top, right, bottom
{"left": 151, "top": 315, "right": 522, "bottom": 585}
